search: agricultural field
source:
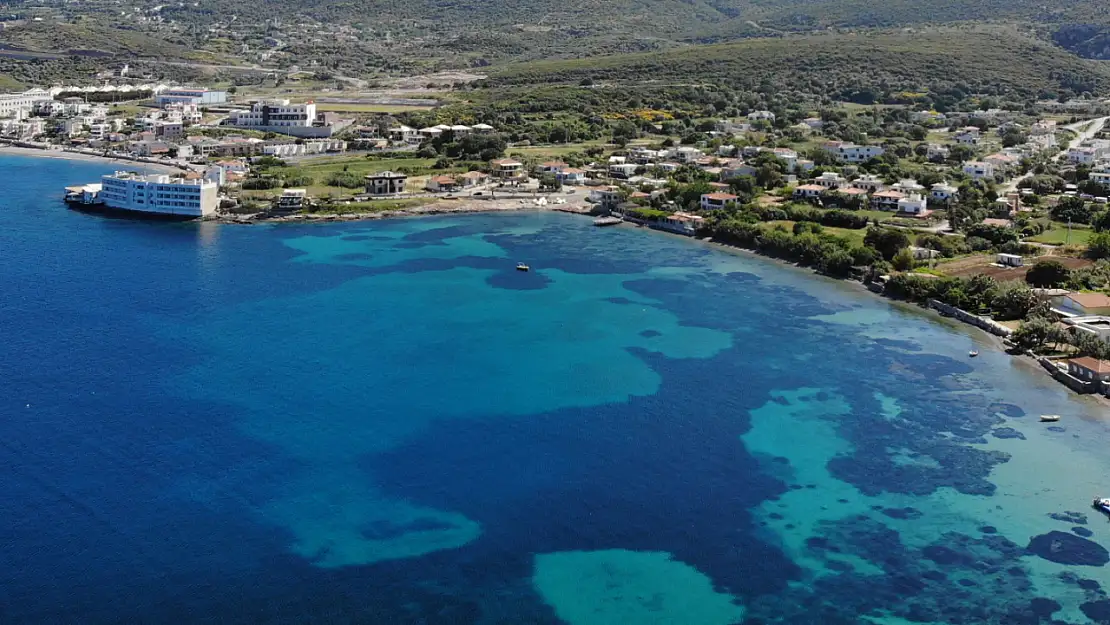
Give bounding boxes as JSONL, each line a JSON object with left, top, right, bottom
{"left": 1026, "top": 225, "right": 1095, "bottom": 245}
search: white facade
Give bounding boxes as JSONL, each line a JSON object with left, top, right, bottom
{"left": 814, "top": 172, "right": 846, "bottom": 189}
{"left": 930, "top": 182, "right": 959, "bottom": 202}
{"left": 154, "top": 88, "right": 228, "bottom": 106}
{"left": 897, "top": 194, "right": 929, "bottom": 215}
{"left": 824, "top": 142, "right": 884, "bottom": 163}
{"left": 263, "top": 139, "right": 347, "bottom": 157}
{"left": 228, "top": 99, "right": 316, "bottom": 129}
{"left": 963, "top": 161, "right": 995, "bottom": 179}
{"left": 1069, "top": 147, "right": 1101, "bottom": 165}
{"left": 669, "top": 147, "right": 704, "bottom": 163}
{"left": 0, "top": 88, "right": 53, "bottom": 118}
{"left": 99, "top": 171, "right": 218, "bottom": 217}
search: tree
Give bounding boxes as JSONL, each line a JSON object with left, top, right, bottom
{"left": 891, "top": 247, "right": 916, "bottom": 271}
{"left": 992, "top": 283, "right": 1038, "bottom": 320}
{"left": 755, "top": 164, "right": 784, "bottom": 189}
{"left": 864, "top": 227, "right": 910, "bottom": 260}
{"left": 1089, "top": 232, "right": 1110, "bottom": 259}
{"left": 1012, "top": 317, "right": 1054, "bottom": 351}
{"left": 1051, "top": 196, "right": 1094, "bottom": 224}
{"left": 1025, "top": 260, "right": 1071, "bottom": 288}
{"left": 539, "top": 174, "right": 562, "bottom": 191}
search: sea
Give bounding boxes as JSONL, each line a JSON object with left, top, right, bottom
{"left": 3, "top": 154, "right": 1110, "bottom": 625}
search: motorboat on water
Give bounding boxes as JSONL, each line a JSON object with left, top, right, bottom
{"left": 516, "top": 262, "right": 530, "bottom": 272}
{"left": 1093, "top": 498, "right": 1110, "bottom": 514}
{"left": 1040, "top": 414, "right": 1062, "bottom": 423}
{"left": 968, "top": 350, "right": 979, "bottom": 357}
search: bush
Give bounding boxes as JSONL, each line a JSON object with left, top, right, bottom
{"left": 891, "top": 247, "right": 916, "bottom": 271}
{"left": 965, "top": 223, "right": 1018, "bottom": 246}
{"left": 1025, "top": 259, "right": 1071, "bottom": 288}
{"left": 326, "top": 171, "right": 365, "bottom": 189}
{"left": 1089, "top": 232, "right": 1110, "bottom": 259}
{"left": 1051, "top": 196, "right": 1094, "bottom": 224}
{"left": 864, "top": 227, "right": 911, "bottom": 260}
{"left": 242, "top": 177, "right": 278, "bottom": 190}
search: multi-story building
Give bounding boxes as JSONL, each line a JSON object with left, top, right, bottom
{"left": 154, "top": 88, "right": 228, "bottom": 107}
{"left": 0, "top": 88, "right": 53, "bottom": 117}
{"left": 962, "top": 161, "right": 995, "bottom": 180}
{"left": 225, "top": 99, "right": 337, "bottom": 137}
{"left": 97, "top": 171, "right": 219, "bottom": 218}
{"left": 823, "top": 142, "right": 884, "bottom": 163}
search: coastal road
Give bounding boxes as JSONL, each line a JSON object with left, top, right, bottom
{"left": 1000, "top": 115, "right": 1109, "bottom": 194}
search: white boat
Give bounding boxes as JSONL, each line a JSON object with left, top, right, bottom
{"left": 968, "top": 350, "right": 979, "bottom": 357}
{"left": 516, "top": 262, "right": 530, "bottom": 272}
{"left": 1094, "top": 498, "right": 1110, "bottom": 514}
{"left": 1040, "top": 414, "right": 1061, "bottom": 422}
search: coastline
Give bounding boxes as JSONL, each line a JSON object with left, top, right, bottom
{"left": 0, "top": 145, "right": 182, "bottom": 173}
{"left": 214, "top": 199, "right": 593, "bottom": 224}
{"left": 622, "top": 222, "right": 1110, "bottom": 407}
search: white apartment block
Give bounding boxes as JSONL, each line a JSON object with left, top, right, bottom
{"left": 99, "top": 172, "right": 219, "bottom": 217}
{"left": 0, "top": 88, "right": 53, "bottom": 118}
{"left": 228, "top": 99, "right": 316, "bottom": 129}
{"left": 263, "top": 139, "right": 347, "bottom": 157}
{"left": 824, "top": 142, "right": 884, "bottom": 163}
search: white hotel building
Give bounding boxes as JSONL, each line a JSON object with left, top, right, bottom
{"left": 0, "top": 88, "right": 54, "bottom": 117}
{"left": 98, "top": 172, "right": 219, "bottom": 218}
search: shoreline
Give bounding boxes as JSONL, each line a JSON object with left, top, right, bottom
{"left": 0, "top": 145, "right": 182, "bottom": 173}
{"left": 624, "top": 222, "right": 1110, "bottom": 407}
{"left": 213, "top": 199, "right": 593, "bottom": 224}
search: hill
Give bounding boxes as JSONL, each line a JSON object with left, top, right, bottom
{"left": 488, "top": 28, "right": 1110, "bottom": 102}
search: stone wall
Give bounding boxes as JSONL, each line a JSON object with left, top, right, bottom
{"left": 927, "top": 299, "right": 1014, "bottom": 337}
{"left": 1037, "top": 356, "right": 1098, "bottom": 394}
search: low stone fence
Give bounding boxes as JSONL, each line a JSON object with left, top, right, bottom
{"left": 1037, "top": 356, "right": 1099, "bottom": 394}
{"left": 927, "top": 299, "right": 1014, "bottom": 337}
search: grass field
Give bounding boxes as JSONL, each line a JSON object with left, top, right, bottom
{"left": 1026, "top": 226, "right": 1094, "bottom": 245}
{"left": 313, "top": 198, "right": 430, "bottom": 214}
{"left": 314, "top": 103, "right": 436, "bottom": 114}
{"left": 243, "top": 155, "right": 458, "bottom": 199}
{"left": 764, "top": 220, "right": 867, "bottom": 245}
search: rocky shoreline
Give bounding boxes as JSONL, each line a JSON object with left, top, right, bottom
{"left": 211, "top": 198, "right": 594, "bottom": 224}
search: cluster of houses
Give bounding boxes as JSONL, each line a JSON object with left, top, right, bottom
{"left": 791, "top": 173, "right": 950, "bottom": 216}
{"left": 387, "top": 123, "right": 497, "bottom": 145}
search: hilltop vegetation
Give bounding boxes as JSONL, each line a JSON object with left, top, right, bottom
{"left": 489, "top": 28, "right": 1110, "bottom": 103}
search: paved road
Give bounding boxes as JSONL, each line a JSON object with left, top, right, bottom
{"left": 1000, "top": 116, "right": 1109, "bottom": 194}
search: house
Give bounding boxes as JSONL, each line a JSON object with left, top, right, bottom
{"left": 490, "top": 158, "right": 525, "bottom": 180}
{"left": 823, "top": 142, "right": 884, "bottom": 163}
{"left": 418, "top": 126, "right": 443, "bottom": 140}
{"left": 537, "top": 161, "right": 568, "bottom": 175}
{"left": 803, "top": 117, "right": 824, "bottom": 130}
{"left": 460, "top": 171, "right": 490, "bottom": 187}
{"left": 926, "top": 143, "right": 951, "bottom": 161}
{"left": 471, "top": 123, "right": 495, "bottom": 133}
{"left": 1030, "top": 120, "right": 1057, "bottom": 136}
{"left": 871, "top": 190, "right": 905, "bottom": 211}
{"left": 851, "top": 174, "right": 885, "bottom": 193}
{"left": 897, "top": 194, "right": 929, "bottom": 216}
{"left": 1064, "top": 316, "right": 1110, "bottom": 342}
{"left": 892, "top": 179, "right": 925, "bottom": 195}
{"left": 813, "top": 172, "right": 846, "bottom": 189}
{"left": 909, "top": 246, "right": 941, "bottom": 260}
{"left": 277, "top": 188, "right": 307, "bottom": 211}
{"left": 1068, "top": 357, "right": 1110, "bottom": 382}
{"left": 984, "top": 152, "right": 1019, "bottom": 171}
{"left": 659, "top": 212, "right": 705, "bottom": 235}
{"left": 747, "top": 110, "right": 776, "bottom": 122}
{"left": 1056, "top": 292, "right": 1110, "bottom": 317}
{"left": 364, "top": 171, "right": 407, "bottom": 195}
{"left": 911, "top": 110, "right": 947, "bottom": 124}
{"left": 700, "top": 192, "right": 738, "bottom": 210}
{"left": 930, "top": 182, "right": 959, "bottom": 203}
{"left": 793, "top": 184, "right": 825, "bottom": 200}
{"left": 996, "top": 253, "right": 1023, "bottom": 267}
{"left": 609, "top": 163, "right": 639, "bottom": 179}
{"left": 388, "top": 125, "right": 422, "bottom": 144}
{"left": 670, "top": 146, "right": 704, "bottom": 163}
{"left": 556, "top": 168, "right": 586, "bottom": 185}
{"left": 962, "top": 161, "right": 995, "bottom": 180}
{"left": 214, "top": 159, "right": 249, "bottom": 176}
{"left": 589, "top": 186, "right": 623, "bottom": 209}
{"left": 1068, "top": 147, "right": 1101, "bottom": 165}
{"left": 426, "top": 175, "right": 461, "bottom": 193}
{"left": 721, "top": 163, "right": 757, "bottom": 180}
{"left": 954, "top": 127, "right": 981, "bottom": 145}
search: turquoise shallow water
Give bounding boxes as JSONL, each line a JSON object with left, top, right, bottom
{"left": 3, "top": 154, "right": 1110, "bottom": 624}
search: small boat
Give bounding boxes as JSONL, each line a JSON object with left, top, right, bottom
{"left": 594, "top": 216, "right": 623, "bottom": 227}
{"left": 516, "top": 262, "right": 530, "bottom": 272}
{"left": 968, "top": 350, "right": 979, "bottom": 358}
{"left": 1093, "top": 498, "right": 1110, "bottom": 514}
{"left": 1040, "top": 414, "right": 1061, "bottom": 423}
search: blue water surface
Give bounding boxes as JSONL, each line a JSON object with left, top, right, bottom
{"left": 3, "top": 155, "right": 1110, "bottom": 624}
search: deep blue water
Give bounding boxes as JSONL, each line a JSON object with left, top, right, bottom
{"left": 4, "top": 155, "right": 1110, "bottom": 624}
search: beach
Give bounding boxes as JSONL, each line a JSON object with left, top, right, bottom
{"left": 0, "top": 144, "right": 182, "bottom": 173}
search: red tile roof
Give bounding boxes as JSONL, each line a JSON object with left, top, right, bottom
{"left": 1066, "top": 292, "right": 1110, "bottom": 309}
{"left": 1070, "top": 357, "right": 1110, "bottom": 374}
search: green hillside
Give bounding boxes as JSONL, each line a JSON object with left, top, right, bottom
{"left": 489, "top": 28, "right": 1110, "bottom": 101}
